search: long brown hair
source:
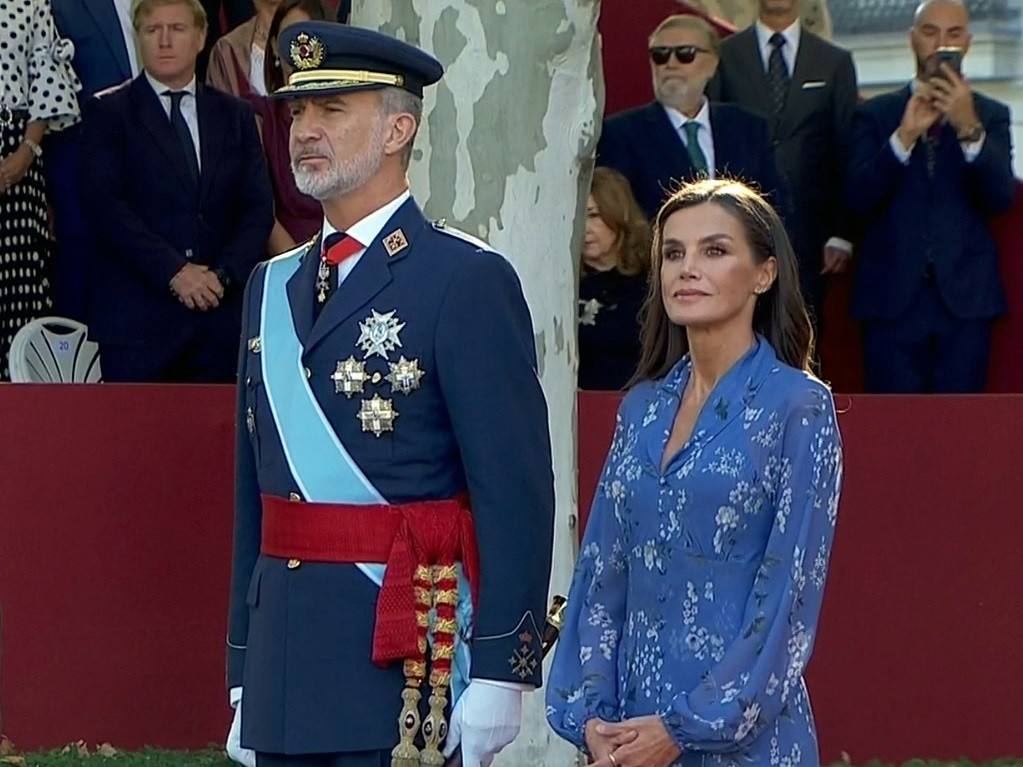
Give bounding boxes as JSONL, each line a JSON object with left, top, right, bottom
{"left": 263, "top": 0, "right": 328, "bottom": 94}
{"left": 588, "top": 167, "right": 651, "bottom": 277}
{"left": 631, "top": 179, "right": 813, "bottom": 383}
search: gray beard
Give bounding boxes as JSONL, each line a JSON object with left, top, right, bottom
{"left": 291, "top": 121, "right": 387, "bottom": 201}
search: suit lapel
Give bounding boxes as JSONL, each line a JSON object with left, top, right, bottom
{"left": 304, "top": 199, "right": 429, "bottom": 353}
{"left": 778, "top": 31, "right": 817, "bottom": 138}
{"left": 84, "top": 0, "right": 132, "bottom": 82}
{"left": 131, "top": 77, "right": 197, "bottom": 192}
{"left": 642, "top": 103, "right": 693, "bottom": 192}
{"left": 708, "top": 104, "right": 734, "bottom": 175}
{"left": 286, "top": 233, "right": 322, "bottom": 346}
{"left": 196, "top": 86, "right": 223, "bottom": 202}
{"left": 736, "top": 28, "right": 773, "bottom": 119}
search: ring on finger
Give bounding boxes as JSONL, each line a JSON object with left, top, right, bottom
{"left": 608, "top": 753, "right": 619, "bottom": 767}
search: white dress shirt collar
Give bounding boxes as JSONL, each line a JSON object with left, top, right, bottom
{"left": 145, "top": 71, "right": 197, "bottom": 99}
{"left": 663, "top": 98, "right": 716, "bottom": 178}
{"left": 662, "top": 98, "right": 711, "bottom": 136}
{"left": 320, "top": 189, "right": 412, "bottom": 284}
{"left": 755, "top": 18, "right": 801, "bottom": 73}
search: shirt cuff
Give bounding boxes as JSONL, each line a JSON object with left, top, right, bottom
{"left": 889, "top": 131, "right": 914, "bottom": 165}
{"left": 961, "top": 134, "right": 986, "bottom": 163}
{"left": 825, "top": 237, "right": 853, "bottom": 254}
{"left": 472, "top": 678, "right": 533, "bottom": 692}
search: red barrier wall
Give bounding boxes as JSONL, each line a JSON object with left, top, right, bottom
{"left": 1, "top": 386, "right": 1022, "bottom": 762}
{"left": 0, "top": 385, "right": 235, "bottom": 750}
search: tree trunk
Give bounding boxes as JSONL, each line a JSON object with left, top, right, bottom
{"left": 349, "top": 1, "right": 603, "bottom": 763}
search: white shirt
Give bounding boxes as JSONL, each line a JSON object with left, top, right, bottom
{"left": 145, "top": 71, "right": 201, "bottom": 169}
{"left": 112, "top": 0, "right": 140, "bottom": 77}
{"left": 320, "top": 189, "right": 412, "bottom": 285}
{"left": 888, "top": 79, "right": 985, "bottom": 164}
{"left": 664, "top": 99, "right": 716, "bottom": 178}
{"left": 249, "top": 43, "right": 267, "bottom": 96}
{"left": 755, "top": 18, "right": 800, "bottom": 75}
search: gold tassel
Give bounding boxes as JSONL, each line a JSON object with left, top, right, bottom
{"left": 391, "top": 565, "right": 433, "bottom": 767}
{"left": 420, "top": 563, "right": 459, "bottom": 767}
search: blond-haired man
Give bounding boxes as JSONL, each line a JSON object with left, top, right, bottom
{"left": 79, "top": 0, "right": 273, "bottom": 382}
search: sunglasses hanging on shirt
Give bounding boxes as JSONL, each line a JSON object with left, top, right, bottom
{"left": 649, "top": 45, "right": 710, "bottom": 65}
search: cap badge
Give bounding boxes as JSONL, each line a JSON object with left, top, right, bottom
{"left": 291, "top": 32, "right": 325, "bottom": 70}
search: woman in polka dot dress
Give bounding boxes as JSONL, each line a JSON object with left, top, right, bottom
{"left": 0, "top": 0, "right": 80, "bottom": 379}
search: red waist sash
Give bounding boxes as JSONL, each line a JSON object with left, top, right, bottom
{"left": 260, "top": 493, "right": 479, "bottom": 667}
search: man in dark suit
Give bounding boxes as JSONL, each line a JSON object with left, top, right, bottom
{"left": 225, "top": 20, "right": 554, "bottom": 767}
{"left": 47, "top": 0, "right": 138, "bottom": 321}
{"left": 711, "top": 0, "right": 858, "bottom": 320}
{"left": 598, "top": 14, "right": 783, "bottom": 221}
{"left": 846, "top": 0, "right": 1014, "bottom": 393}
{"left": 80, "top": 0, "right": 273, "bottom": 383}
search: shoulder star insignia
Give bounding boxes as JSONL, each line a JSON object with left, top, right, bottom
{"left": 357, "top": 309, "right": 405, "bottom": 360}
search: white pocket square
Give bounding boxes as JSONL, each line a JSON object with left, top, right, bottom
{"left": 802, "top": 80, "right": 827, "bottom": 90}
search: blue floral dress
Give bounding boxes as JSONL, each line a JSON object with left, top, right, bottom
{"left": 547, "top": 338, "right": 843, "bottom": 766}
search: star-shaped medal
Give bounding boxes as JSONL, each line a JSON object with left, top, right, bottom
{"left": 358, "top": 394, "right": 398, "bottom": 437}
{"left": 331, "top": 356, "right": 369, "bottom": 398}
{"left": 386, "top": 356, "right": 425, "bottom": 395}
{"left": 579, "top": 298, "right": 603, "bottom": 326}
{"left": 357, "top": 309, "right": 405, "bottom": 360}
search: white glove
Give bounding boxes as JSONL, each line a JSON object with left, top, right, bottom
{"left": 226, "top": 687, "right": 256, "bottom": 767}
{"left": 442, "top": 680, "right": 525, "bottom": 767}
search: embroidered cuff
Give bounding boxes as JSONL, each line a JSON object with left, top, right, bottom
{"left": 470, "top": 611, "right": 543, "bottom": 687}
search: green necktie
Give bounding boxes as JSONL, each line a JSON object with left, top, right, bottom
{"left": 683, "top": 121, "right": 708, "bottom": 176}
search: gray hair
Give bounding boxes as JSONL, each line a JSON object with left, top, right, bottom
{"left": 379, "top": 86, "right": 423, "bottom": 167}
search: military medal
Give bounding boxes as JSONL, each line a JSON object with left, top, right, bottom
{"left": 358, "top": 394, "right": 398, "bottom": 437}
{"left": 331, "top": 356, "right": 369, "bottom": 397}
{"left": 357, "top": 309, "right": 405, "bottom": 360}
{"left": 386, "top": 356, "right": 424, "bottom": 395}
{"left": 316, "top": 259, "right": 331, "bottom": 303}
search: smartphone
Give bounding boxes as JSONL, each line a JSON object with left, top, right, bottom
{"left": 933, "top": 46, "right": 963, "bottom": 77}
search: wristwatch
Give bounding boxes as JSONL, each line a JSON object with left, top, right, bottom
{"left": 213, "top": 267, "right": 233, "bottom": 291}
{"left": 22, "top": 137, "right": 42, "bottom": 158}
{"left": 957, "top": 122, "right": 985, "bottom": 143}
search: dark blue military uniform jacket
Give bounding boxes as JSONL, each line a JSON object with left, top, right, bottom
{"left": 226, "top": 195, "right": 555, "bottom": 754}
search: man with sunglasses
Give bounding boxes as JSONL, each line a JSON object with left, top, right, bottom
{"left": 711, "top": 0, "right": 858, "bottom": 326}
{"left": 597, "top": 14, "right": 783, "bottom": 222}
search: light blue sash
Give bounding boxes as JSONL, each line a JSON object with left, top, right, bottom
{"left": 258, "top": 249, "right": 472, "bottom": 701}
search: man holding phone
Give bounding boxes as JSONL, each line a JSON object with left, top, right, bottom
{"left": 845, "top": 0, "right": 1014, "bottom": 393}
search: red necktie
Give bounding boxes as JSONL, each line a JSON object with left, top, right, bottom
{"left": 323, "top": 233, "right": 364, "bottom": 266}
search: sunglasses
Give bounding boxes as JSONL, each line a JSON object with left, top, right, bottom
{"left": 649, "top": 45, "right": 710, "bottom": 65}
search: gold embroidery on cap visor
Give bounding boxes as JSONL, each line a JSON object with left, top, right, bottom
{"left": 278, "top": 69, "right": 406, "bottom": 95}
{"left": 290, "top": 32, "right": 326, "bottom": 70}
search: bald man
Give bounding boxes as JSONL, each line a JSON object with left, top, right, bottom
{"left": 846, "top": 0, "right": 1014, "bottom": 393}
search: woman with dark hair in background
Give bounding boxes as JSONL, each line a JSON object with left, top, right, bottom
{"left": 578, "top": 167, "right": 650, "bottom": 391}
{"left": 548, "top": 179, "right": 843, "bottom": 767}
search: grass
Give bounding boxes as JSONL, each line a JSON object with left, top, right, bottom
{"left": 0, "top": 747, "right": 231, "bottom": 767}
